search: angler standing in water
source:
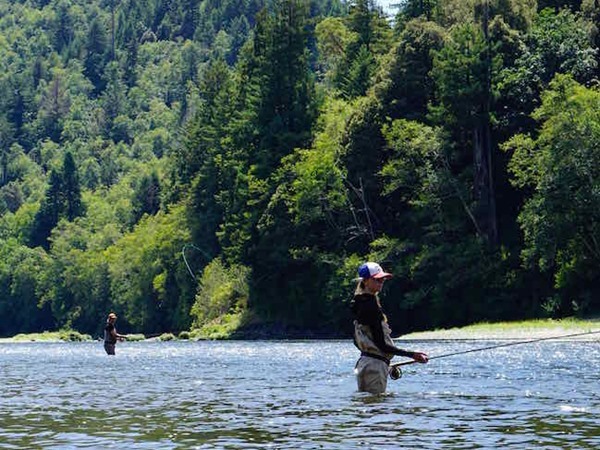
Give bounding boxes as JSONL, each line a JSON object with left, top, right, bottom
{"left": 351, "top": 262, "right": 428, "bottom": 394}
{"left": 104, "top": 312, "right": 127, "bottom": 355}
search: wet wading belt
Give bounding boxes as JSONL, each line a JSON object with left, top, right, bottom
{"left": 360, "top": 352, "right": 391, "bottom": 365}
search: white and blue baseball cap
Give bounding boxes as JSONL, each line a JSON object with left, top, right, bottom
{"left": 358, "top": 262, "right": 392, "bottom": 280}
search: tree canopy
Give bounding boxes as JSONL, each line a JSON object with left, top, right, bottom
{"left": 0, "top": 0, "right": 598, "bottom": 338}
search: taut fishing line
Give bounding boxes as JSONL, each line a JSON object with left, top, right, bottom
{"left": 388, "top": 329, "right": 600, "bottom": 380}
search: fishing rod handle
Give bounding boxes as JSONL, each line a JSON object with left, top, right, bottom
{"left": 390, "top": 359, "right": 418, "bottom": 368}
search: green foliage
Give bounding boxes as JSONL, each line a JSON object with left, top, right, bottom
{"left": 497, "top": 7, "right": 597, "bottom": 132}
{"left": 131, "top": 170, "right": 161, "bottom": 224}
{"left": 315, "top": 17, "right": 357, "bottom": 86}
{"left": 334, "top": 0, "right": 392, "bottom": 98}
{"left": 400, "top": 0, "right": 440, "bottom": 20}
{"left": 251, "top": 0, "right": 317, "bottom": 175}
{"left": 372, "top": 18, "right": 446, "bottom": 121}
{"left": 104, "top": 204, "right": 193, "bottom": 332}
{"left": 30, "top": 171, "right": 62, "bottom": 248}
{"left": 58, "top": 329, "right": 92, "bottom": 341}
{"left": 0, "top": 239, "right": 53, "bottom": 336}
{"left": 9, "top": 330, "right": 91, "bottom": 342}
{"left": 377, "top": 118, "right": 520, "bottom": 326}
{"left": 282, "top": 99, "right": 352, "bottom": 225}
{"left": 125, "top": 333, "right": 146, "bottom": 341}
{"left": 244, "top": 99, "right": 356, "bottom": 328}
{"left": 191, "top": 310, "right": 250, "bottom": 339}
{"left": 178, "top": 330, "right": 190, "bottom": 339}
{"left": 30, "top": 151, "right": 84, "bottom": 248}
{"left": 380, "top": 119, "right": 447, "bottom": 206}
{"left": 431, "top": 23, "right": 494, "bottom": 128}
{"left": 157, "top": 332, "right": 176, "bottom": 341}
{"left": 1, "top": 0, "right": 599, "bottom": 339}
{"left": 504, "top": 75, "right": 600, "bottom": 315}
{"left": 190, "top": 258, "right": 250, "bottom": 329}
{"left": 84, "top": 17, "right": 109, "bottom": 94}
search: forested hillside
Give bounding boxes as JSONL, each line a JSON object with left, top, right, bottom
{"left": 0, "top": 0, "right": 598, "bottom": 338}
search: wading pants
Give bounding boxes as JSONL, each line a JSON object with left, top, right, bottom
{"left": 104, "top": 342, "right": 116, "bottom": 355}
{"left": 355, "top": 355, "right": 389, "bottom": 394}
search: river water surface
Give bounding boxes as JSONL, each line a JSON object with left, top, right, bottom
{"left": 1, "top": 340, "right": 598, "bottom": 449}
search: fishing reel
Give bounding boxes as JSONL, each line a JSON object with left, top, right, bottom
{"left": 389, "top": 365, "right": 402, "bottom": 380}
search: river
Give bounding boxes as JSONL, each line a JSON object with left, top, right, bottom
{"left": 0, "top": 340, "right": 598, "bottom": 449}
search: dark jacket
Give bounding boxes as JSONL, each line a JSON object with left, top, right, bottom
{"left": 351, "top": 293, "right": 414, "bottom": 358}
{"left": 104, "top": 322, "right": 116, "bottom": 344}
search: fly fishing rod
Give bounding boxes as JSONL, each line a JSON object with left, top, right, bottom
{"left": 388, "top": 329, "right": 600, "bottom": 380}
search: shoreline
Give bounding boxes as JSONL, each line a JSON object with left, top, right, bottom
{"left": 1, "top": 318, "right": 599, "bottom": 343}
{"left": 400, "top": 318, "right": 600, "bottom": 341}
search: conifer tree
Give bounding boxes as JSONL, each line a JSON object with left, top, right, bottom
{"left": 252, "top": 0, "right": 316, "bottom": 176}
{"left": 62, "top": 152, "right": 84, "bottom": 221}
{"left": 336, "top": 0, "right": 391, "bottom": 98}
{"left": 30, "top": 152, "right": 84, "bottom": 248}
{"left": 38, "top": 73, "right": 70, "bottom": 143}
{"left": 52, "top": 0, "right": 75, "bottom": 53}
{"left": 30, "top": 170, "right": 63, "bottom": 249}
{"left": 84, "top": 18, "right": 109, "bottom": 94}
{"left": 131, "top": 171, "right": 161, "bottom": 224}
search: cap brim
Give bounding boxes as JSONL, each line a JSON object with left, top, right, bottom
{"left": 372, "top": 272, "right": 392, "bottom": 279}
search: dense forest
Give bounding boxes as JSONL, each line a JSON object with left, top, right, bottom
{"left": 0, "top": 0, "right": 598, "bottom": 338}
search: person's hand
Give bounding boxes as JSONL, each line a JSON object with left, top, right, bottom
{"left": 412, "top": 352, "right": 428, "bottom": 363}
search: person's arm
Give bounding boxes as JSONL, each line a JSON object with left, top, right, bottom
{"left": 369, "top": 320, "right": 418, "bottom": 358}
{"left": 111, "top": 328, "right": 127, "bottom": 341}
{"left": 361, "top": 301, "right": 428, "bottom": 362}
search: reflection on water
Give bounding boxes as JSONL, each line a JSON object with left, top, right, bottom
{"left": 0, "top": 340, "right": 599, "bottom": 449}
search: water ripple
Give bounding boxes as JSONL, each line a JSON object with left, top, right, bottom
{"left": 0, "top": 340, "right": 598, "bottom": 449}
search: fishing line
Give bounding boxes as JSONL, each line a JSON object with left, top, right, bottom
{"left": 388, "top": 328, "right": 600, "bottom": 380}
{"left": 181, "top": 243, "right": 213, "bottom": 281}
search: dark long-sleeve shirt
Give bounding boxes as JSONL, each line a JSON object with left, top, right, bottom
{"left": 351, "top": 293, "right": 414, "bottom": 358}
{"left": 104, "top": 323, "right": 117, "bottom": 344}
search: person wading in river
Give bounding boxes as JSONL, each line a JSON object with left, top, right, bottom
{"left": 104, "top": 312, "right": 127, "bottom": 355}
{"left": 351, "top": 262, "right": 428, "bottom": 394}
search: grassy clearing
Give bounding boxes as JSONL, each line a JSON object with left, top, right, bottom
{"left": 401, "top": 318, "right": 600, "bottom": 340}
{"left": 0, "top": 330, "right": 92, "bottom": 342}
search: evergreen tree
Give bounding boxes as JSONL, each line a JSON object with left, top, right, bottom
{"left": 30, "top": 152, "right": 84, "bottom": 248}
{"left": 62, "top": 152, "right": 84, "bottom": 221}
{"left": 131, "top": 171, "right": 161, "bottom": 223}
{"left": 52, "top": 0, "right": 76, "bottom": 53}
{"left": 252, "top": 0, "right": 317, "bottom": 176}
{"left": 335, "top": 0, "right": 391, "bottom": 97}
{"left": 101, "top": 62, "right": 129, "bottom": 141}
{"left": 30, "top": 170, "right": 63, "bottom": 249}
{"left": 431, "top": 22, "right": 498, "bottom": 243}
{"left": 178, "top": 0, "right": 199, "bottom": 39}
{"left": 38, "top": 73, "right": 70, "bottom": 143}
{"left": 372, "top": 18, "right": 445, "bottom": 122}
{"left": 397, "top": 0, "right": 439, "bottom": 21}
{"left": 84, "top": 17, "right": 110, "bottom": 94}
